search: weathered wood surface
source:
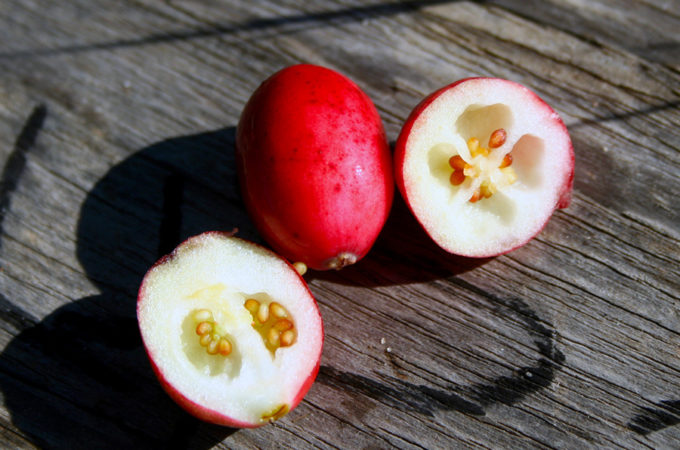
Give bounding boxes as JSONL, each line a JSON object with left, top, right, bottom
{"left": 0, "top": 0, "right": 678, "bottom": 448}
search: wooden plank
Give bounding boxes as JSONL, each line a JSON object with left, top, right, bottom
{"left": 0, "top": 0, "right": 678, "bottom": 448}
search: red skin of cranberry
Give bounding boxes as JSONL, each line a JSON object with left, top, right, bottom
{"left": 236, "top": 64, "right": 393, "bottom": 270}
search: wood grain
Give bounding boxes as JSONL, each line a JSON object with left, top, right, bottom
{"left": 0, "top": 0, "right": 678, "bottom": 448}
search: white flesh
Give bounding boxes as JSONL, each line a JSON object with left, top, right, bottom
{"left": 403, "top": 78, "right": 572, "bottom": 256}
{"left": 138, "top": 233, "right": 322, "bottom": 425}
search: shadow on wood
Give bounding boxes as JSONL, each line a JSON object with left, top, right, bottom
{"left": 317, "top": 296, "right": 565, "bottom": 419}
{"left": 628, "top": 400, "right": 680, "bottom": 435}
{"left": 310, "top": 138, "right": 491, "bottom": 286}
{"left": 0, "top": 128, "right": 249, "bottom": 448}
{"left": 0, "top": 104, "right": 48, "bottom": 251}
{"left": 309, "top": 195, "right": 492, "bottom": 287}
{"left": 0, "top": 0, "right": 458, "bottom": 60}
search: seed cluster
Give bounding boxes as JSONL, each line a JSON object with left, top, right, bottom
{"left": 448, "top": 128, "right": 517, "bottom": 202}
{"left": 244, "top": 299, "right": 297, "bottom": 352}
{"left": 193, "top": 309, "right": 232, "bottom": 356}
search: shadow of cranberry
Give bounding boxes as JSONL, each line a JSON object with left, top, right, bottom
{"left": 0, "top": 125, "right": 489, "bottom": 448}
{"left": 309, "top": 195, "right": 492, "bottom": 287}
{"left": 0, "top": 128, "right": 252, "bottom": 449}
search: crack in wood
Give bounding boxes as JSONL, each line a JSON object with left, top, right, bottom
{"left": 569, "top": 100, "right": 680, "bottom": 130}
{"left": 318, "top": 295, "right": 564, "bottom": 418}
{"left": 0, "top": 0, "right": 458, "bottom": 60}
{"left": 628, "top": 400, "right": 680, "bottom": 435}
{"left": 318, "top": 364, "right": 486, "bottom": 417}
{"left": 0, "top": 105, "right": 47, "bottom": 251}
{"left": 0, "top": 293, "right": 39, "bottom": 333}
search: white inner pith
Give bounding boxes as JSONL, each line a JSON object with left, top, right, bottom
{"left": 404, "top": 82, "right": 569, "bottom": 256}
{"left": 427, "top": 103, "right": 543, "bottom": 205}
{"left": 138, "top": 234, "right": 322, "bottom": 424}
{"left": 180, "top": 285, "right": 295, "bottom": 379}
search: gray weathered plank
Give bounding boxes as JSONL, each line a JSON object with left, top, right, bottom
{"left": 0, "top": 0, "right": 678, "bottom": 448}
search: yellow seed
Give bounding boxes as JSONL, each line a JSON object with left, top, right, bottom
{"left": 499, "top": 153, "right": 513, "bottom": 168}
{"left": 269, "top": 302, "right": 287, "bottom": 319}
{"left": 467, "top": 137, "right": 479, "bottom": 153}
{"left": 271, "top": 404, "right": 289, "bottom": 421}
{"left": 274, "top": 318, "right": 294, "bottom": 332}
{"left": 199, "top": 333, "right": 212, "bottom": 347}
{"left": 262, "top": 404, "right": 289, "bottom": 422}
{"left": 448, "top": 155, "right": 467, "bottom": 171}
{"left": 195, "top": 321, "right": 213, "bottom": 336}
{"left": 489, "top": 128, "right": 507, "bottom": 148}
{"left": 245, "top": 299, "right": 260, "bottom": 314}
{"left": 450, "top": 169, "right": 466, "bottom": 186}
{"left": 463, "top": 165, "right": 478, "bottom": 178}
{"left": 280, "top": 330, "right": 296, "bottom": 347}
{"left": 193, "top": 309, "right": 213, "bottom": 322}
{"left": 268, "top": 328, "right": 281, "bottom": 347}
{"left": 501, "top": 167, "right": 517, "bottom": 184}
{"left": 207, "top": 339, "right": 219, "bottom": 355}
{"left": 480, "top": 181, "right": 497, "bottom": 198}
{"left": 257, "top": 302, "right": 270, "bottom": 323}
{"left": 217, "top": 338, "right": 232, "bottom": 356}
{"left": 481, "top": 184, "right": 494, "bottom": 198}
{"left": 293, "top": 261, "right": 307, "bottom": 276}
{"left": 468, "top": 137, "right": 490, "bottom": 157}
